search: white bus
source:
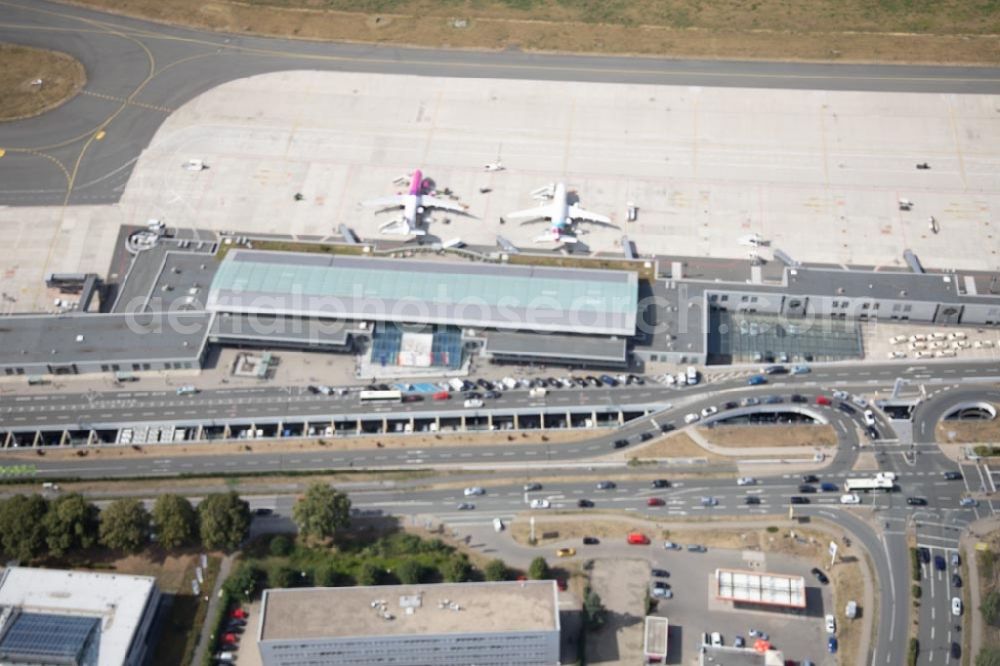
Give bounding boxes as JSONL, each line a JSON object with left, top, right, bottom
{"left": 844, "top": 477, "right": 894, "bottom": 492}
{"left": 359, "top": 390, "right": 403, "bottom": 403}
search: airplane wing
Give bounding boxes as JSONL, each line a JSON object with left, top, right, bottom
{"left": 420, "top": 196, "right": 468, "bottom": 215}
{"left": 362, "top": 195, "right": 405, "bottom": 209}
{"left": 505, "top": 204, "right": 553, "bottom": 223}
{"left": 567, "top": 204, "right": 612, "bottom": 225}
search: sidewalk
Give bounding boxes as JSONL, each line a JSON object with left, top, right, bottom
{"left": 190, "top": 553, "right": 236, "bottom": 666}
{"left": 960, "top": 515, "right": 1000, "bottom": 663}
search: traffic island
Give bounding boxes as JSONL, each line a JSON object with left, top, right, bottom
{"left": 0, "top": 43, "right": 86, "bottom": 121}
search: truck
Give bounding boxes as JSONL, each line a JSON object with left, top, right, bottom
{"left": 843, "top": 476, "right": 894, "bottom": 492}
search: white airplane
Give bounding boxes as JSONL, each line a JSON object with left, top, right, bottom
{"left": 504, "top": 182, "right": 613, "bottom": 244}
{"left": 362, "top": 169, "right": 468, "bottom": 236}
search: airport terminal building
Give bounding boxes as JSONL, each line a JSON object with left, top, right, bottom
{"left": 1, "top": 231, "right": 999, "bottom": 379}
{"left": 256, "top": 581, "right": 561, "bottom": 666}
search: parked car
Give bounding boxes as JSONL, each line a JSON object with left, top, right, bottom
{"left": 812, "top": 568, "right": 830, "bottom": 584}
{"left": 583, "top": 536, "right": 600, "bottom": 545}
{"left": 556, "top": 547, "right": 576, "bottom": 557}
{"left": 935, "top": 555, "right": 947, "bottom": 571}
{"left": 687, "top": 544, "right": 707, "bottom": 553}
{"left": 734, "top": 636, "right": 746, "bottom": 648}
{"left": 951, "top": 643, "right": 962, "bottom": 659}
{"left": 627, "top": 532, "right": 650, "bottom": 545}
{"left": 663, "top": 541, "right": 682, "bottom": 550}
{"left": 827, "top": 637, "right": 838, "bottom": 653}
{"left": 918, "top": 547, "right": 931, "bottom": 564}
{"left": 748, "top": 629, "right": 768, "bottom": 640}
{"left": 825, "top": 614, "right": 836, "bottom": 634}
{"left": 951, "top": 552, "right": 961, "bottom": 567}
{"left": 711, "top": 632, "right": 723, "bottom": 647}
{"left": 952, "top": 574, "right": 963, "bottom": 588}
{"left": 651, "top": 582, "right": 673, "bottom": 598}
{"left": 651, "top": 568, "right": 670, "bottom": 578}
{"left": 952, "top": 597, "right": 963, "bottom": 616}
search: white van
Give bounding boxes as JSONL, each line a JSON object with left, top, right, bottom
{"left": 529, "top": 387, "right": 547, "bottom": 398}
{"left": 502, "top": 377, "right": 518, "bottom": 390}
{"left": 686, "top": 366, "right": 699, "bottom": 385}
{"left": 448, "top": 377, "right": 466, "bottom": 392}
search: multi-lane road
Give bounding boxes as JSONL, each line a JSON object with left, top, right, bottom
{"left": 1, "top": 0, "right": 1000, "bottom": 205}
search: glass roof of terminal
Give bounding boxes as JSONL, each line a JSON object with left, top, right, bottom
{"left": 210, "top": 252, "right": 637, "bottom": 315}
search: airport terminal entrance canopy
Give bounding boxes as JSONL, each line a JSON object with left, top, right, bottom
{"left": 207, "top": 250, "right": 638, "bottom": 336}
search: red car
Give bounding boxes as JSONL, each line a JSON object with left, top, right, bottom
{"left": 627, "top": 532, "right": 650, "bottom": 545}
{"left": 432, "top": 391, "right": 450, "bottom": 401}
{"left": 815, "top": 395, "right": 831, "bottom": 406}
{"left": 646, "top": 497, "right": 665, "bottom": 507}
{"left": 230, "top": 608, "right": 247, "bottom": 620}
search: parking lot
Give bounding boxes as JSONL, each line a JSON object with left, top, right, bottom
{"left": 645, "top": 547, "right": 835, "bottom": 665}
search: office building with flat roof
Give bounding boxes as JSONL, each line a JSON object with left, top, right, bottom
{"left": 0, "top": 567, "right": 160, "bottom": 666}
{"left": 257, "top": 580, "right": 561, "bottom": 666}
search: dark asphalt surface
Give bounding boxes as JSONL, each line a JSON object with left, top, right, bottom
{"left": 1, "top": 0, "right": 999, "bottom": 205}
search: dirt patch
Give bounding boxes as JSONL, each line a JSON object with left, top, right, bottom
{"left": 0, "top": 43, "right": 86, "bottom": 121}
{"left": 15, "top": 428, "right": 594, "bottom": 464}
{"left": 64, "top": 0, "right": 1000, "bottom": 65}
{"left": 696, "top": 424, "right": 838, "bottom": 448}
{"left": 935, "top": 415, "right": 1000, "bottom": 444}
{"left": 587, "top": 559, "right": 648, "bottom": 665}
{"left": 624, "top": 431, "right": 723, "bottom": 461}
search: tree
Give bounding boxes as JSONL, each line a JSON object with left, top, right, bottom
{"left": 484, "top": 559, "right": 508, "bottom": 581}
{"left": 151, "top": 494, "right": 197, "bottom": 549}
{"left": 292, "top": 484, "right": 351, "bottom": 541}
{"left": 99, "top": 499, "right": 150, "bottom": 553}
{"left": 978, "top": 646, "right": 1000, "bottom": 666}
{"left": 982, "top": 589, "right": 1000, "bottom": 626}
{"left": 315, "top": 565, "right": 340, "bottom": 587}
{"left": 583, "top": 587, "right": 607, "bottom": 630}
{"left": 396, "top": 559, "right": 425, "bottom": 584}
{"left": 198, "top": 492, "right": 250, "bottom": 551}
{"left": 0, "top": 495, "right": 49, "bottom": 562}
{"left": 357, "top": 561, "right": 382, "bottom": 586}
{"left": 43, "top": 493, "right": 99, "bottom": 557}
{"left": 528, "top": 556, "right": 549, "bottom": 580}
{"left": 270, "top": 566, "right": 296, "bottom": 589}
{"left": 269, "top": 535, "right": 292, "bottom": 557}
{"left": 224, "top": 563, "right": 265, "bottom": 601}
{"left": 442, "top": 555, "right": 472, "bottom": 583}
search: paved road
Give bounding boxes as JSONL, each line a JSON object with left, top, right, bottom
{"left": 1, "top": 0, "right": 999, "bottom": 205}
{"left": 3, "top": 360, "right": 997, "bottom": 432}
